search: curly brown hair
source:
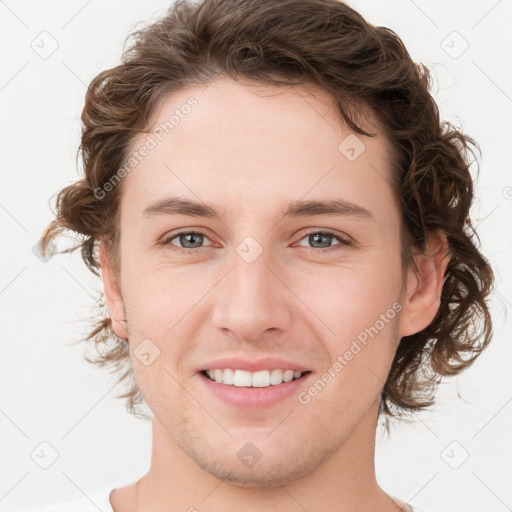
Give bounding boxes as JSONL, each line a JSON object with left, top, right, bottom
{"left": 40, "top": 0, "right": 494, "bottom": 423}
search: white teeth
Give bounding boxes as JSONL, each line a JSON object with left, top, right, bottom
{"left": 222, "top": 368, "right": 234, "bottom": 385}
{"left": 282, "top": 370, "right": 294, "bottom": 382}
{"left": 270, "top": 369, "right": 283, "bottom": 385}
{"left": 233, "top": 370, "right": 252, "bottom": 387}
{"left": 204, "top": 368, "right": 306, "bottom": 387}
{"left": 251, "top": 370, "right": 270, "bottom": 388}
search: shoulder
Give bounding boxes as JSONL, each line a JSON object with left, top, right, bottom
{"left": 15, "top": 487, "right": 114, "bottom": 512}
{"left": 389, "top": 494, "right": 430, "bottom": 512}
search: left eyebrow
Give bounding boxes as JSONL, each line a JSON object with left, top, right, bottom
{"left": 280, "top": 199, "right": 373, "bottom": 220}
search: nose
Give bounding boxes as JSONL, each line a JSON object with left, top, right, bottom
{"left": 211, "top": 247, "right": 293, "bottom": 342}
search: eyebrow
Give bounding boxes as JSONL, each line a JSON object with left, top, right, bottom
{"left": 143, "top": 196, "right": 373, "bottom": 221}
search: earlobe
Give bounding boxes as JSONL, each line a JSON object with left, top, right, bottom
{"left": 98, "top": 240, "right": 128, "bottom": 339}
{"left": 398, "top": 231, "right": 451, "bottom": 338}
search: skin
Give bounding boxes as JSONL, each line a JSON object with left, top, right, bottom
{"left": 100, "top": 78, "right": 450, "bottom": 512}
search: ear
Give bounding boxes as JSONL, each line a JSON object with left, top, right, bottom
{"left": 98, "top": 240, "right": 128, "bottom": 339}
{"left": 398, "top": 231, "right": 451, "bottom": 338}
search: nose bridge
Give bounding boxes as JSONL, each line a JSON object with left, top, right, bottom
{"left": 211, "top": 240, "right": 291, "bottom": 340}
{"left": 232, "top": 246, "right": 274, "bottom": 303}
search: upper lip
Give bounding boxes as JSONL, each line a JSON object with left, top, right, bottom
{"left": 199, "top": 356, "right": 311, "bottom": 373}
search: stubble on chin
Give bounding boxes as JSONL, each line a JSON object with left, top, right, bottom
{"left": 166, "top": 408, "right": 337, "bottom": 489}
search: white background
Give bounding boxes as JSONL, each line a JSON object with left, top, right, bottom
{"left": 0, "top": 1, "right": 511, "bottom": 511}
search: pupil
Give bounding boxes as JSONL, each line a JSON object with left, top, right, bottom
{"left": 181, "top": 233, "right": 202, "bottom": 248}
{"left": 311, "top": 233, "right": 330, "bottom": 248}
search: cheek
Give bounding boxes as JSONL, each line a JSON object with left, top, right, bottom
{"left": 298, "top": 313, "right": 400, "bottom": 425}
{"left": 293, "top": 258, "right": 403, "bottom": 340}
{"left": 291, "top": 258, "right": 403, "bottom": 403}
{"left": 122, "top": 258, "right": 209, "bottom": 330}
{"left": 130, "top": 358, "right": 181, "bottom": 420}
{"left": 122, "top": 263, "right": 208, "bottom": 388}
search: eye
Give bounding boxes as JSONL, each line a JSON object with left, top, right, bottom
{"left": 295, "top": 230, "right": 351, "bottom": 252}
{"left": 160, "top": 229, "right": 352, "bottom": 255}
{"left": 162, "top": 231, "right": 214, "bottom": 252}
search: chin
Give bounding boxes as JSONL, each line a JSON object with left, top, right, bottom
{"left": 183, "top": 437, "right": 330, "bottom": 488}
{"left": 199, "top": 460, "right": 314, "bottom": 488}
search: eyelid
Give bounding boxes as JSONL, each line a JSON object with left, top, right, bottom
{"left": 294, "top": 228, "right": 352, "bottom": 250}
{"left": 162, "top": 229, "right": 215, "bottom": 247}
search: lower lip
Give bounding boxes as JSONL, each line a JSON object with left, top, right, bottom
{"left": 198, "top": 371, "right": 312, "bottom": 408}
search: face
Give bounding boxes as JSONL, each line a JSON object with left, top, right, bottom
{"left": 101, "top": 78, "right": 433, "bottom": 487}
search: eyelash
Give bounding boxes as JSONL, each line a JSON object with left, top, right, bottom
{"left": 160, "top": 229, "right": 352, "bottom": 255}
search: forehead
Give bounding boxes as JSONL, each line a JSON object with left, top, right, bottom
{"left": 121, "top": 78, "right": 398, "bottom": 226}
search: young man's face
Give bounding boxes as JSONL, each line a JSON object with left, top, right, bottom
{"left": 101, "top": 78, "right": 438, "bottom": 487}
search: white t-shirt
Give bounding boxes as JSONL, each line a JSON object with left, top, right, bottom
{"left": 18, "top": 489, "right": 430, "bottom": 511}
{"left": 18, "top": 487, "right": 115, "bottom": 511}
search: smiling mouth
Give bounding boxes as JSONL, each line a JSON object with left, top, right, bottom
{"left": 201, "top": 368, "right": 312, "bottom": 387}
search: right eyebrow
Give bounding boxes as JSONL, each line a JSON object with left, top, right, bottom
{"left": 143, "top": 196, "right": 221, "bottom": 218}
